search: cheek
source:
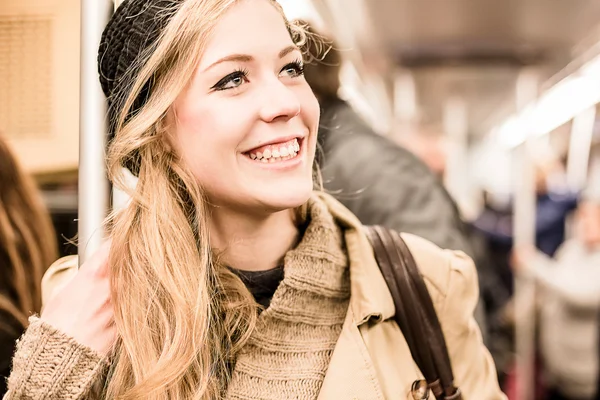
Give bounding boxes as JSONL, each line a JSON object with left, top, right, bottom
{"left": 302, "top": 88, "right": 320, "bottom": 128}
{"left": 299, "top": 87, "right": 320, "bottom": 144}
{"left": 174, "top": 106, "right": 236, "bottom": 177}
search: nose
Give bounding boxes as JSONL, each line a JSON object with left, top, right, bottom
{"left": 258, "top": 79, "right": 301, "bottom": 123}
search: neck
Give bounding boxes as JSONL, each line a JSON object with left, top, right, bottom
{"left": 209, "top": 206, "right": 301, "bottom": 272}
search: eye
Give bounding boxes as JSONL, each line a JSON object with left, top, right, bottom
{"left": 280, "top": 60, "right": 304, "bottom": 78}
{"left": 212, "top": 68, "right": 250, "bottom": 91}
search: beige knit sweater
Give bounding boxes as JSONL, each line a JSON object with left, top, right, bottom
{"left": 225, "top": 194, "right": 349, "bottom": 399}
{"left": 4, "top": 317, "right": 108, "bottom": 399}
{"left": 3, "top": 194, "right": 350, "bottom": 400}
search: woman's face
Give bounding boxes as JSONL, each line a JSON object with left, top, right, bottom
{"left": 172, "top": 0, "right": 319, "bottom": 216}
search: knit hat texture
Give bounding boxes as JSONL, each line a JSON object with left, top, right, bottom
{"left": 98, "top": 0, "right": 181, "bottom": 174}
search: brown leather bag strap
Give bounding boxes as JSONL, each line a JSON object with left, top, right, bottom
{"left": 365, "top": 225, "right": 462, "bottom": 400}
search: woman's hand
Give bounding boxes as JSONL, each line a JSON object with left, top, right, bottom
{"left": 41, "top": 241, "right": 116, "bottom": 356}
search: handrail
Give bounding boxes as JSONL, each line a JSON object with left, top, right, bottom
{"left": 78, "top": 0, "right": 113, "bottom": 265}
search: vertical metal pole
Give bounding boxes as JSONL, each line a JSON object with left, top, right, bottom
{"left": 443, "top": 97, "right": 473, "bottom": 219}
{"left": 567, "top": 106, "right": 596, "bottom": 191}
{"left": 513, "top": 69, "right": 538, "bottom": 400}
{"left": 587, "top": 145, "right": 600, "bottom": 199}
{"left": 513, "top": 142, "right": 537, "bottom": 400}
{"left": 394, "top": 70, "right": 417, "bottom": 125}
{"left": 78, "top": 0, "right": 113, "bottom": 264}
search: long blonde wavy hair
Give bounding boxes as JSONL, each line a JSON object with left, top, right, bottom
{"left": 0, "top": 136, "right": 57, "bottom": 330}
{"left": 104, "top": 1, "right": 308, "bottom": 398}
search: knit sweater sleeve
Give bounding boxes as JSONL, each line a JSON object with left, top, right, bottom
{"left": 3, "top": 317, "right": 108, "bottom": 400}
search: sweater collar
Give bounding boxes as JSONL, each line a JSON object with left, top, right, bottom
{"left": 314, "top": 192, "right": 395, "bottom": 325}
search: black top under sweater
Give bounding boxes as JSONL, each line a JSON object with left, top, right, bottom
{"left": 231, "top": 266, "right": 284, "bottom": 309}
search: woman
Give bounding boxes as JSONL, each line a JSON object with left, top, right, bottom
{"left": 0, "top": 137, "right": 57, "bottom": 397}
{"left": 5, "top": 0, "right": 505, "bottom": 398}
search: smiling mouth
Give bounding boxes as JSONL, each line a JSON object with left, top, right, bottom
{"left": 244, "top": 138, "right": 302, "bottom": 163}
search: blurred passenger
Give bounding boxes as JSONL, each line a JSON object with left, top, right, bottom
{"left": 0, "top": 136, "right": 57, "bottom": 396}
{"left": 474, "top": 161, "right": 578, "bottom": 292}
{"left": 300, "top": 22, "right": 475, "bottom": 261}
{"left": 514, "top": 198, "right": 600, "bottom": 400}
{"left": 474, "top": 158, "right": 578, "bottom": 262}
{"left": 474, "top": 159, "right": 578, "bottom": 391}
{"left": 299, "top": 20, "right": 514, "bottom": 360}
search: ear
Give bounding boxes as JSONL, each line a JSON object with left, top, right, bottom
{"left": 159, "top": 109, "right": 177, "bottom": 153}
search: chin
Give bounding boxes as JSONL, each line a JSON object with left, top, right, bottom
{"left": 256, "top": 179, "right": 314, "bottom": 212}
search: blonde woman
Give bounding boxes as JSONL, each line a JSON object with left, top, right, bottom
{"left": 0, "top": 137, "right": 57, "bottom": 397}
{"left": 5, "top": 0, "right": 505, "bottom": 399}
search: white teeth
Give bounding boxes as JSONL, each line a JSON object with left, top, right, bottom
{"left": 248, "top": 138, "right": 300, "bottom": 162}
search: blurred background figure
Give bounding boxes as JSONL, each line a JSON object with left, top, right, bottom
{"left": 301, "top": 20, "right": 473, "bottom": 255}
{"left": 300, "top": 20, "right": 513, "bottom": 367}
{"left": 473, "top": 152, "right": 579, "bottom": 294}
{"left": 472, "top": 151, "right": 580, "bottom": 390}
{"left": 513, "top": 194, "right": 600, "bottom": 400}
{"left": 0, "top": 136, "right": 57, "bottom": 396}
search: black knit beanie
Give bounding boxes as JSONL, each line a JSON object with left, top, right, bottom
{"left": 98, "top": 0, "right": 182, "bottom": 172}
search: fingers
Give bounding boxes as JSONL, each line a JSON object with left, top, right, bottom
{"left": 41, "top": 264, "right": 117, "bottom": 355}
{"left": 80, "top": 239, "right": 112, "bottom": 276}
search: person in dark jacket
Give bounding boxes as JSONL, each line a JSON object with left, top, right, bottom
{"left": 0, "top": 136, "right": 57, "bottom": 396}
{"left": 301, "top": 23, "right": 472, "bottom": 258}
{"left": 299, "top": 21, "right": 517, "bottom": 371}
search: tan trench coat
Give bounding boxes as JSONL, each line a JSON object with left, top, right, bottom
{"left": 42, "top": 193, "right": 506, "bottom": 399}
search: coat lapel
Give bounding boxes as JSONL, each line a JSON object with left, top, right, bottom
{"left": 318, "top": 309, "right": 385, "bottom": 400}
{"left": 317, "top": 193, "right": 427, "bottom": 399}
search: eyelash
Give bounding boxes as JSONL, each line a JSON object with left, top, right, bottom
{"left": 283, "top": 59, "right": 305, "bottom": 77}
{"left": 212, "top": 59, "right": 305, "bottom": 92}
{"left": 212, "top": 67, "right": 250, "bottom": 91}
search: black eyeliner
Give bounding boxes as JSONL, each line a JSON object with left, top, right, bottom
{"left": 282, "top": 59, "right": 304, "bottom": 75}
{"left": 211, "top": 67, "right": 249, "bottom": 91}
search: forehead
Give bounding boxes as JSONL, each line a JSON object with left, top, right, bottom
{"left": 199, "top": 0, "right": 293, "bottom": 67}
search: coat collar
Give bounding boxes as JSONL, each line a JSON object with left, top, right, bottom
{"left": 316, "top": 192, "right": 395, "bottom": 325}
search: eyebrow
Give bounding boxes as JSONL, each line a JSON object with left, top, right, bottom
{"left": 203, "top": 45, "right": 300, "bottom": 72}
{"left": 278, "top": 45, "right": 300, "bottom": 59}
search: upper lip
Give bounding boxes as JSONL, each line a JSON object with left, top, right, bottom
{"left": 243, "top": 134, "right": 304, "bottom": 153}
